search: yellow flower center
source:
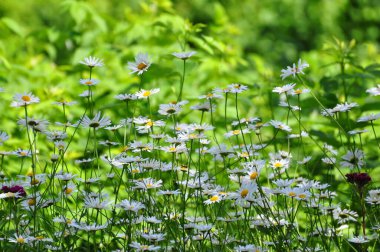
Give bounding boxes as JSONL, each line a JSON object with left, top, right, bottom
{"left": 31, "top": 178, "right": 40, "bottom": 185}
{"left": 65, "top": 188, "right": 73, "bottom": 195}
{"left": 132, "top": 169, "right": 140, "bottom": 173}
{"left": 240, "top": 152, "right": 249, "bottom": 158}
{"left": 250, "top": 172, "right": 258, "bottom": 180}
{"left": 146, "top": 183, "right": 153, "bottom": 188}
{"left": 85, "top": 80, "right": 93, "bottom": 85}
{"left": 16, "top": 237, "right": 25, "bottom": 244}
{"left": 20, "top": 151, "right": 28, "bottom": 156}
{"left": 210, "top": 195, "right": 219, "bottom": 202}
{"left": 232, "top": 130, "right": 240, "bottom": 135}
{"left": 288, "top": 191, "right": 296, "bottom": 197}
{"left": 21, "top": 96, "right": 31, "bottom": 102}
{"left": 241, "top": 189, "right": 249, "bottom": 198}
{"left": 66, "top": 219, "right": 72, "bottom": 224}
{"left": 35, "top": 236, "right": 44, "bottom": 240}
{"left": 142, "top": 91, "right": 151, "bottom": 97}
{"left": 28, "top": 198, "right": 36, "bottom": 206}
{"left": 146, "top": 121, "right": 153, "bottom": 127}
{"left": 298, "top": 194, "right": 306, "bottom": 199}
{"left": 169, "top": 147, "right": 176, "bottom": 152}
{"left": 137, "top": 62, "right": 147, "bottom": 70}
{"left": 206, "top": 93, "right": 213, "bottom": 98}
{"left": 294, "top": 89, "right": 302, "bottom": 94}
{"left": 273, "top": 162, "right": 283, "bottom": 168}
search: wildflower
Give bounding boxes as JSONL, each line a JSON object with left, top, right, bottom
{"left": 135, "top": 88, "right": 160, "bottom": 99}
{"left": 268, "top": 120, "right": 292, "bottom": 132}
{"left": 346, "top": 173, "right": 371, "bottom": 188}
{"left": 228, "top": 83, "right": 248, "bottom": 93}
{"left": 161, "top": 144, "right": 187, "bottom": 154}
{"left": 281, "top": 187, "right": 311, "bottom": 200}
{"left": 204, "top": 194, "right": 223, "bottom": 205}
{"left": 12, "top": 148, "right": 32, "bottom": 158}
{"left": 128, "top": 53, "right": 151, "bottom": 75}
{"left": 235, "top": 244, "right": 267, "bottom": 252}
{"left": 52, "top": 99, "right": 77, "bottom": 106}
{"left": 115, "top": 93, "right": 138, "bottom": 101}
{"left": 80, "top": 56, "right": 104, "bottom": 68}
{"left": 17, "top": 117, "right": 49, "bottom": 132}
{"left": 63, "top": 182, "right": 77, "bottom": 196}
{"left": 81, "top": 112, "right": 111, "bottom": 129}
{"left": 348, "top": 129, "right": 368, "bottom": 135}
{"left": 224, "top": 128, "right": 250, "bottom": 138}
{"left": 333, "top": 207, "right": 358, "bottom": 224}
{"left": 83, "top": 194, "right": 111, "bottom": 210}
{"left": 1, "top": 185, "right": 26, "bottom": 197}
{"left": 347, "top": 236, "right": 370, "bottom": 244}
{"left": 140, "top": 232, "right": 166, "bottom": 242}
{"left": 333, "top": 102, "right": 359, "bottom": 113}
{"left": 340, "top": 149, "right": 365, "bottom": 169}
{"left": 79, "top": 78, "right": 99, "bottom": 86}
{"left": 8, "top": 234, "right": 32, "bottom": 244}
{"left": 172, "top": 51, "right": 196, "bottom": 60}
{"left": 11, "top": 92, "right": 40, "bottom": 107}
{"left": 190, "top": 102, "right": 215, "bottom": 112}
{"left": 0, "top": 131, "right": 9, "bottom": 145}
{"left": 366, "top": 84, "right": 380, "bottom": 96}
{"left": 365, "top": 189, "right": 380, "bottom": 204}
{"left": 129, "top": 241, "right": 161, "bottom": 251}
{"left": 71, "top": 222, "right": 108, "bottom": 231}
{"left": 199, "top": 92, "right": 223, "bottom": 100}
{"left": 272, "top": 83, "right": 296, "bottom": 94}
{"left": 357, "top": 113, "right": 380, "bottom": 122}
{"left": 290, "top": 88, "right": 310, "bottom": 96}
{"left": 157, "top": 189, "right": 181, "bottom": 196}
{"left": 280, "top": 59, "right": 309, "bottom": 80}
{"left": 118, "top": 199, "right": 145, "bottom": 213}
{"left": 158, "top": 102, "right": 187, "bottom": 116}
{"left": 133, "top": 178, "right": 162, "bottom": 190}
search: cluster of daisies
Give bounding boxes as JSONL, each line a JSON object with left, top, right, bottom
{"left": 0, "top": 55, "right": 379, "bottom": 252}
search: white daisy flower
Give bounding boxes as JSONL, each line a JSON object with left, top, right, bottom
{"left": 128, "top": 53, "right": 151, "bottom": 75}
{"left": 280, "top": 59, "right": 309, "bottom": 80}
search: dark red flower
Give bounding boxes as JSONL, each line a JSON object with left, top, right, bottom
{"left": 345, "top": 173, "right": 371, "bottom": 188}
{"left": 1, "top": 185, "right": 27, "bottom": 197}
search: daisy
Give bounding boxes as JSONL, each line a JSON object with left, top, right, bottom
{"left": 79, "top": 78, "right": 99, "bottom": 86}
{"left": 172, "top": 51, "right": 196, "bottom": 60}
{"left": 332, "top": 207, "right": 358, "bottom": 224}
{"left": 204, "top": 194, "right": 223, "bottom": 205}
{"left": 366, "top": 84, "right": 380, "bottom": 96}
{"left": 135, "top": 88, "right": 160, "bottom": 99}
{"left": 81, "top": 112, "right": 111, "bottom": 129}
{"left": 357, "top": 113, "right": 380, "bottom": 122}
{"left": 118, "top": 199, "right": 145, "bottom": 213}
{"left": 157, "top": 189, "right": 181, "bottom": 196}
{"left": 348, "top": 236, "right": 370, "bottom": 244}
{"left": 71, "top": 222, "right": 108, "bottom": 231}
{"left": 140, "top": 232, "right": 166, "bottom": 242}
{"left": 52, "top": 99, "right": 77, "bottom": 106}
{"left": 281, "top": 187, "right": 311, "bottom": 200}
{"left": 12, "top": 148, "right": 32, "bottom": 158}
{"left": 340, "top": 149, "right": 365, "bottom": 169}
{"left": 8, "top": 233, "right": 32, "bottom": 245}
{"left": 115, "top": 93, "right": 138, "bottom": 101}
{"left": 128, "top": 53, "right": 151, "bottom": 75}
{"left": 129, "top": 241, "right": 161, "bottom": 251}
{"left": 290, "top": 88, "right": 310, "bottom": 96}
{"left": 228, "top": 83, "right": 248, "bottom": 93}
{"left": 83, "top": 194, "right": 111, "bottom": 210}
{"left": 365, "top": 189, "right": 380, "bottom": 205}
{"left": 158, "top": 103, "right": 184, "bottom": 116}
{"left": 133, "top": 178, "right": 162, "bottom": 190}
{"left": 272, "top": 83, "right": 296, "bottom": 94}
{"left": 190, "top": 102, "right": 215, "bottom": 112}
{"left": 80, "top": 56, "right": 104, "bottom": 68}
{"left": 11, "top": 92, "right": 40, "bottom": 107}
{"left": 268, "top": 120, "right": 292, "bottom": 132}
{"left": 0, "top": 131, "right": 9, "bottom": 145}
{"left": 280, "top": 59, "right": 309, "bottom": 80}
{"left": 224, "top": 128, "right": 250, "bottom": 138}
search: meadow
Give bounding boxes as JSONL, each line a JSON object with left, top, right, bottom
{"left": 0, "top": 1, "right": 380, "bottom": 251}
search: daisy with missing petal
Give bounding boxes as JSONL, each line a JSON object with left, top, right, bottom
{"left": 81, "top": 112, "right": 111, "bottom": 129}
{"left": 135, "top": 88, "right": 160, "bottom": 99}
{"left": 11, "top": 92, "right": 40, "bottom": 107}
{"left": 280, "top": 59, "right": 309, "bottom": 80}
{"left": 366, "top": 84, "right": 380, "bottom": 96}
{"left": 80, "top": 56, "right": 104, "bottom": 68}
{"left": 172, "top": 51, "right": 196, "bottom": 60}
{"left": 79, "top": 78, "right": 99, "bottom": 86}
{"left": 128, "top": 53, "right": 151, "bottom": 75}
{"left": 333, "top": 207, "right": 358, "bottom": 224}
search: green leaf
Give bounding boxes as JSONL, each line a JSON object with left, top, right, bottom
{"left": 1, "top": 17, "right": 27, "bottom": 37}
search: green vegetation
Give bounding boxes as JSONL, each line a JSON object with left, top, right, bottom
{"left": 0, "top": 1, "right": 380, "bottom": 251}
